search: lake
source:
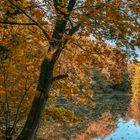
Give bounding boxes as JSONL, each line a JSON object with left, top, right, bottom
{"left": 93, "top": 93, "right": 140, "bottom": 140}
{"left": 94, "top": 118, "right": 140, "bottom": 140}
{"left": 37, "top": 93, "right": 140, "bottom": 140}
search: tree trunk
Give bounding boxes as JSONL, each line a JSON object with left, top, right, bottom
{"left": 16, "top": 89, "right": 50, "bottom": 140}
{"left": 15, "top": 0, "right": 77, "bottom": 138}
{"left": 16, "top": 59, "right": 54, "bottom": 140}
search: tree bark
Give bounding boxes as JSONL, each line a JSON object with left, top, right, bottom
{"left": 16, "top": 59, "right": 54, "bottom": 140}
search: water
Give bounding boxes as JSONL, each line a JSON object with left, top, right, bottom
{"left": 94, "top": 118, "right": 140, "bottom": 140}
{"left": 92, "top": 93, "right": 140, "bottom": 140}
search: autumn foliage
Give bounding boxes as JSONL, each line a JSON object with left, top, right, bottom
{"left": 0, "top": 0, "right": 140, "bottom": 139}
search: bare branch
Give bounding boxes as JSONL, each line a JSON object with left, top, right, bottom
{"left": 52, "top": 74, "right": 68, "bottom": 81}
{"left": 0, "top": 21, "right": 37, "bottom": 25}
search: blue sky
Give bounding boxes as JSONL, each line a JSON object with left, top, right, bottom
{"left": 106, "top": 40, "right": 140, "bottom": 61}
{"left": 135, "top": 48, "right": 140, "bottom": 60}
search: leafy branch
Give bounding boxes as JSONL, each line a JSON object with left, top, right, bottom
{"left": 7, "top": 0, "right": 50, "bottom": 40}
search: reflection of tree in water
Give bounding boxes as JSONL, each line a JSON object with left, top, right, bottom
{"left": 126, "top": 93, "right": 140, "bottom": 125}
{"left": 37, "top": 93, "right": 131, "bottom": 140}
{"left": 75, "top": 93, "right": 131, "bottom": 139}
{"left": 94, "top": 93, "right": 131, "bottom": 117}
{"left": 75, "top": 111, "right": 117, "bottom": 139}
{"left": 126, "top": 63, "right": 140, "bottom": 124}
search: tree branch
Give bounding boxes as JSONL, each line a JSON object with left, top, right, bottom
{"left": 52, "top": 74, "right": 68, "bottom": 81}
{"left": 69, "top": 19, "right": 74, "bottom": 28}
{"left": 0, "top": 21, "right": 37, "bottom": 25}
{"left": 7, "top": 0, "right": 50, "bottom": 40}
{"left": 67, "top": 0, "right": 76, "bottom": 12}
{"left": 72, "top": 42, "right": 102, "bottom": 56}
{"left": 68, "top": 23, "right": 81, "bottom": 36}
{"left": 53, "top": 0, "right": 59, "bottom": 11}
{"left": 63, "top": 23, "right": 81, "bottom": 47}
{"left": 73, "top": 4, "right": 106, "bottom": 11}
{"left": 12, "top": 80, "right": 37, "bottom": 131}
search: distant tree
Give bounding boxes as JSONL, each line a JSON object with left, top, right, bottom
{"left": 91, "top": 68, "right": 113, "bottom": 94}
{"left": 132, "top": 63, "right": 140, "bottom": 94}
{"left": 129, "top": 64, "right": 140, "bottom": 124}
{"left": 112, "top": 72, "right": 131, "bottom": 92}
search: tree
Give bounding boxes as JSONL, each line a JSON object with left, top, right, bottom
{"left": 0, "top": 0, "right": 139, "bottom": 139}
{"left": 132, "top": 62, "right": 140, "bottom": 94}
{"left": 126, "top": 63, "right": 140, "bottom": 125}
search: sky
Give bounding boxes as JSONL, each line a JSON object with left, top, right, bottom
{"left": 106, "top": 40, "right": 140, "bottom": 61}
{"left": 135, "top": 48, "right": 140, "bottom": 60}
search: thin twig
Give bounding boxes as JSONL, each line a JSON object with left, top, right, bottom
{"left": 12, "top": 80, "right": 37, "bottom": 130}
{"left": 3, "top": 70, "right": 10, "bottom": 134}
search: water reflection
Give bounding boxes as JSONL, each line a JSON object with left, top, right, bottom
{"left": 129, "top": 93, "right": 140, "bottom": 125}
{"left": 38, "top": 92, "right": 140, "bottom": 139}
{"left": 92, "top": 93, "right": 140, "bottom": 140}
{"left": 94, "top": 118, "right": 140, "bottom": 140}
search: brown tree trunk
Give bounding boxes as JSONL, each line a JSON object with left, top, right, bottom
{"left": 16, "top": 59, "right": 54, "bottom": 140}
{"left": 16, "top": 1, "right": 77, "bottom": 138}
{"left": 16, "top": 91, "right": 49, "bottom": 140}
